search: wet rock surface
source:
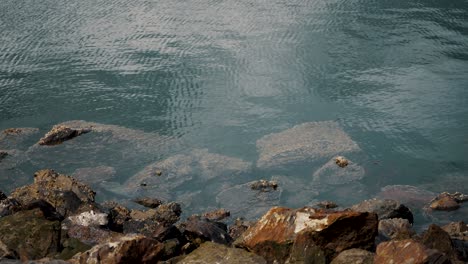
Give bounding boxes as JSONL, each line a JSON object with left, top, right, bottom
{"left": 178, "top": 242, "right": 266, "bottom": 264}
{"left": 38, "top": 125, "right": 91, "bottom": 146}
{"left": 374, "top": 239, "right": 451, "bottom": 264}
{"left": 181, "top": 216, "right": 233, "bottom": 245}
{"left": 256, "top": 121, "right": 361, "bottom": 169}
{"left": 351, "top": 198, "right": 414, "bottom": 224}
{"left": 0, "top": 127, "right": 39, "bottom": 149}
{"left": 429, "top": 192, "right": 468, "bottom": 211}
{"left": 10, "top": 169, "right": 96, "bottom": 217}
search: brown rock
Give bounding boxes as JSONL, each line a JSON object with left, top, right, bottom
{"left": 182, "top": 217, "right": 232, "bottom": 245}
{"left": 134, "top": 197, "right": 164, "bottom": 208}
{"left": 250, "top": 179, "right": 278, "bottom": 192}
{"left": 70, "top": 234, "right": 165, "bottom": 264}
{"left": 38, "top": 125, "right": 91, "bottom": 146}
{"left": 422, "top": 224, "right": 461, "bottom": 262}
{"left": 234, "top": 207, "right": 378, "bottom": 263}
{"left": 375, "top": 239, "right": 451, "bottom": 264}
{"left": 229, "top": 218, "right": 254, "bottom": 240}
{"left": 442, "top": 222, "right": 468, "bottom": 240}
{"left": 335, "top": 156, "right": 349, "bottom": 168}
{"left": 65, "top": 225, "right": 123, "bottom": 246}
{"left": 330, "top": 248, "right": 374, "bottom": 264}
{"left": 10, "top": 169, "right": 96, "bottom": 217}
{"left": 0, "top": 208, "right": 61, "bottom": 261}
{"left": 178, "top": 242, "right": 266, "bottom": 264}
{"left": 430, "top": 195, "right": 460, "bottom": 211}
{"left": 108, "top": 204, "right": 131, "bottom": 232}
{"left": 202, "top": 208, "right": 230, "bottom": 221}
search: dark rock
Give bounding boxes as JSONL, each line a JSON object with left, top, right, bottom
{"left": 250, "top": 180, "right": 278, "bottom": 192}
{"left": 0, "top": 208, "right": 61, "bottom": 261}
{"left": 378, "top": 218, "right": 415, "bottom": 243}
{"left": 0, "top": 197, "right": 21, "bottom": 218}
{"left": 202, "top": 208, "right": 230, "bottom": 221}
{"left": 134, "top": 197, "right": 164, "bottom": 209}
{"left": 57, "top": 237, "right": 92, "bottom": 260}
{"left": 351, "top": 198, "right": 414, "bottom": 224}
{"left": 182, "top": 217, "right": 233, "bottom": 245}
{"left": 0, "top": 151, "right": 7, "bottom": 161}
{"left": 107, "top": 204, "right": 131, "bottom": 232}
{"left": 421, "top": 224, "right": 461, "bottom": 262}
{"left": 22, "top": 200, "right": 64, "bottom": 221}
{"left": 10, "top": 169, "right": 96, "bottom": 217}
{"left": 229, "top": 218, "right": 254, "bottom": 240}
{"left": 154, "top": 202, "right": 182, "bottom": 225}
{"left": 0, "top": 191, "right": 6, "bottom": 201}
{"left": 38, "top": 125, "right": 91, "bottom": 146}
{"left": 375, "top": 239, "right": 451, "bottom": 264}
{"left": 330, "top": 248, "right": 374, "bottom": 264}
{"left": 178, "top": 242, "right": 266, "bottom": 264}
{"left": 70, "top": 234, "right": 165, "bottom": 264}
{"left": 234, "top": 207, "right": 378, "bottom": 263}
{"left": 314, "top": 201, "right": 339, "bottom": 209}
{"left": 123, "top": 218, "right": 182, "bottom": 242}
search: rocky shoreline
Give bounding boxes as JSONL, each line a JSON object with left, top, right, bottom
{"left": 0, "top": 168, "right": 466, "bottom": 263}
{"left": 1, "top": 123, "right": 467, "bottom": 263}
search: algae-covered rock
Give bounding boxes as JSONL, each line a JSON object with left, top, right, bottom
{"left": 10, "top": 169, "right": 96, "bottom": 216}
{"left": 38, "top": 125, "right": 91, "bottom": 146}
{"left": 71, "top": 166, "right": 116, "bottom": 185}
{"left": 178, "top": 242, "right": 266, "bottom": 264}
{"left": 256, "top": 121, "right": 360, "bottom": 169}
{"left": 0, "top": 208, "right": 61, "bottom": 260}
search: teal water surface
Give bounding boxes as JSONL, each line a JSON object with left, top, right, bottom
{"left": 1, "top": 0, "right": 468, "bottom": 227}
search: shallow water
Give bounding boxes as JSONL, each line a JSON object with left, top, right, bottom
{"left": 1, "top": 0, "right": 468, "bottom": 226}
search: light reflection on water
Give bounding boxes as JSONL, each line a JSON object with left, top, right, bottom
{"left": 0, "top": 0, "right": 467, "bottom": 224}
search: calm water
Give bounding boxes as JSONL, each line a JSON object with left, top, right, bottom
{"left": 1, "top": 0, "right": 468, "bottom": 226}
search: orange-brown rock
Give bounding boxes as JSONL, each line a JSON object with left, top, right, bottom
{"left": 375, "top": 239, "right": 451, "bottom": 264}
{"left": 430, "top": 194, "right": 460, "bottom": 211}
{"left": 234, "top": 207, "right": 378, "bottom": 263}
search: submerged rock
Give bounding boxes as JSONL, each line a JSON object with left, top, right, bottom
{"left": 0, "top": 151, "right": 7, "bottom": 161}
{"left": 178, "top": 242, "right": 266, "bottom": 264}
{"left": 234, "top": 207, "right": 378, "bottom": 263}
{"left": 124, "top": 149, "right": 251, "bottom": 198}
{"left": 0, "top": 127, "right": 39, "bottom": 149}
{"left": 351, "top": 198, "right": 414, "bottom": 224}
{"left": 71, "top": 166, "right": 116, "bottom": 185}
{"left": 10, "top": 169, "right": 96, "bottom": 217}
{"left": 374, "top": 239, "right": 450, "bottom": 264}
{"left": 312, "top": 156, "right": 365, "bottom": 186}
{"left": 377, "top": 185, "right": 436, "bottom": 209}
{"left": 0, "top": 208, "right": 61, "bottom": 260}
{"left": 38, "top": 125, "right": 91, "bottom": 146}
{"left": 216, "top": 180, "right": 282, "bottom": 220}
{"left": 256, "top": 121, "right": 360, "bottom": 169}
{"left": 250, "top": 179, "right": 278, "bottom": 192}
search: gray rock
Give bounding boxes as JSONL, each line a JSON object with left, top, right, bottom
{"left": 256, "top": 121, "right": 360, "bottom": 169}
{"left": 330, "top": 248, "right": 374, "bottom": 264}
{"left": 378, "top": 218, "right": 415, "bottom": 242}
{"left": 0, "top": 127, "right": 39, "bottom": 149}
{"left": 38, "top": 125, "right": 91, "bottom": 145}
{"left": 182, "top": 217, "right": 232, "bottom": 245}
{"left": 178, "top": 242, "right": 266, "bottom": 264}
{"left": 351, "top": 198, "right": 414, "bottom": 224}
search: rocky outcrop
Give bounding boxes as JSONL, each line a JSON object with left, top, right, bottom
{"left": 0, "top": 208, "right": 61, "bottom": 261}
{"left": 234, "top": 207, "right": 378, "bottom": 263}
{"left": 38, "top": 125, "right": 91, "bottom": 146}
{"left": 202, "top": 208, "right": 230, "bottom": 221}
{"left": 330, "top": 248, "right": 374, "bottom": 264}
{"left": 70, "top": 235, "right": 166, "bottom": 264}
{"left": 178, "top": 242, "right": 266, "bottom": 264}
{"left": 421, "top": 224, "right": 464, "bottom": 263}
{"left": 134, "top": 197, "right": 164, "bottom": 209}
{"left": 351, "top": 198, "right": 414, "bottom": 224}
{"left": 429, "top": 192, "right": 468, "bottom": 211}
{"left": 374, "top": 239, "right": 451, "bottom": 264}
{"left": 256, "top": 121, "right": 360, "bottom": 169}
{"left": 10, "top": 169, "right": 96, "bottom": 217}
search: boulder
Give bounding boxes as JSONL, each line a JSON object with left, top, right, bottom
{"left": 330, "top": 248, "right": 374, "bottom": 264}
{"left": 229, "top": 218, "right": 254, "bottom": 241}
{"left": 64, "top": 224, "right": 122, "bottom": 246}
{"left": 70, "top": 235, "right": 166, "bottom": 264}
{"left": 10, "top": 169, "right": 96, "bottom": 217}
{"left": 234, "top": 207, "right": 378, "bottom": 263}
{"left": 38, "top": 125, "right": 91, "bottom": 146}
{"left": 421, "top": 224, "right": 461, "bottom": 262}
{"left": 374, "top": 239, "right": 451, "bottom": 264}
{"left": 250, "top": 180, "right": 278, "bottom": 192}
{"left": 107, "top": 204, "right": 131, "bottom": 232}
{"left": 64, "top": 210, "right": 108, "bottom": 227}
{"left": 0, "top": 208, "right": 61, "bottom": 260}
{"left": 351, "top": 198, "right": 414, "bottom": 224}
{"left": 429, "top": 192, "right": 468, "bottom": 211}
{"left": 442, "top": 222, "right": 468, "bottom": 261}
{"left": 182, "top": 217, "right": 232, "bottom": 245}
{"left": 256, "top": 121, "right": 360, "bottom": 169}
{"left": 378, "top": 218, "right": 415, "bottom": 242}
{"left": 178, "top": 242, "right": 266, "bottom": 264}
